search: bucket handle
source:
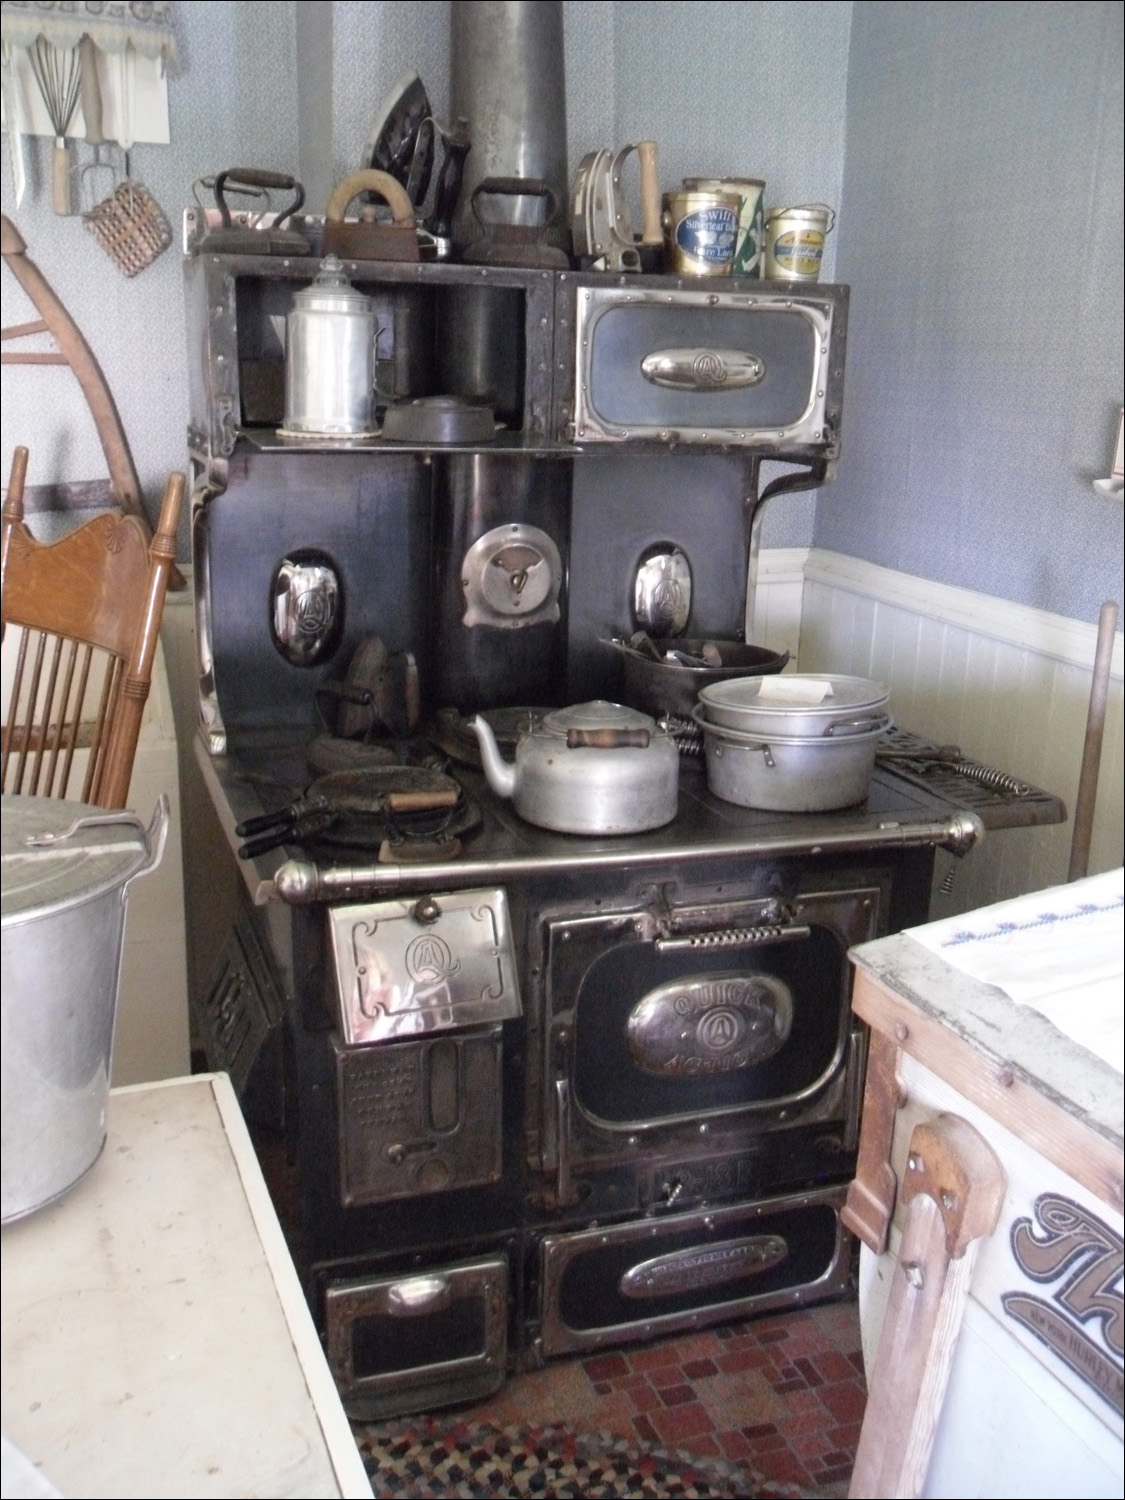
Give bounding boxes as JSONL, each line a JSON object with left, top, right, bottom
{"left": 766, "top": 202, "right": 836, "bottom": 232}
{"left": 20, "top": 795, "right": 169, "bottom": 883}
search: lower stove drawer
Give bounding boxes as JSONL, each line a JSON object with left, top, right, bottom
{"left": 324, "top": 1253, "right": 509, "bottom": 1420}
{"left": 536, "top": 1185, "right": 850, "bottom": 1359}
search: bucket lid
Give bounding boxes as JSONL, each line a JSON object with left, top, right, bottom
{"left": 1, "top": 796, "right": 150, "bottom": 925}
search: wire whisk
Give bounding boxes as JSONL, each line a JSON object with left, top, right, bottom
{"left": 27, "top": 37, "right": 81, "bottom": 214}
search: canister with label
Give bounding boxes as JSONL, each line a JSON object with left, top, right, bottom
{"left": 763, "top": 204, "right": 835, "bottom": 283}
{"left": 684, "top": 177, "right": 766, "bottom": 277}
{"left": 661, "top": 190, "right": 741, "bottom": 276}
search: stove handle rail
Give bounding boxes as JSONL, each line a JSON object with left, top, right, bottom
{"left": 263, "top": 811, "right": 985, "bottom": 905}
{"left": 654, "top": 923, "right": 811, "bottom": 952}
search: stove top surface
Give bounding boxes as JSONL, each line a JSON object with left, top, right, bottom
{"left": 195, "top": 721, "right": 1065, "bottom": 906}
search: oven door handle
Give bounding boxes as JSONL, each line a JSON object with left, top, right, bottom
{"left": 655, "top": 922, "right": 811, "bottom": 952}
{"left": 386, "top": 1275, "right": 453, "bottom": 1316}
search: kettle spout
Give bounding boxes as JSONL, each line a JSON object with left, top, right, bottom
{"left": 470, "top": 715, "right": 516, "bottom": 800}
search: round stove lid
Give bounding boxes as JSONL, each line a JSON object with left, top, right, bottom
{"left": 541, "top": 700, "right": 656, "bottom": 737}
{"left": 1, "top": 796, "right": 150, "bottom": 924}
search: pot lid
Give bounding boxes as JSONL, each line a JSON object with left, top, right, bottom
{"left": 541, "top": 700, "right": 656, "bottom": 737}
{"left": 291, "top": 255, "right": 374, "bottom": 314}
{"left": 699, "top": 674, "right": 889, "bottom": 715}
{"left": 1, "top": 796, "right": 149, "bottom": 924}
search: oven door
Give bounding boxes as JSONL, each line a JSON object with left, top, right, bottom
{"left": 570, "top": 279, "right": 847, "bottom": 451}
{"left": 539, "top": 887, "right": 877, "bottom": 1213}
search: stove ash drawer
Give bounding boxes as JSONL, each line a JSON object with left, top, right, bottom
{"left": 333, "top": 1027, "right": 504, "bottom": 1206}
{"left": 537, "top": 1186, "right": 850, "bottom": 1360}
{"left": 325, "top": 1254, "right": 508, "bottom": 1420}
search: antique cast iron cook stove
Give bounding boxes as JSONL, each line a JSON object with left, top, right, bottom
{"left": 184, "top": 245, "right": 1063, "bottom": 1418}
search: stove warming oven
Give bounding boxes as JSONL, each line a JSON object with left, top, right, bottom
{"left": 183, "top": 242, "right": 1064, "bottom": 1418}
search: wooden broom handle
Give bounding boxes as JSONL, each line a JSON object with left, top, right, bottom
{"left": 1068, "top": 598, "right": 1119, "bottom": 880}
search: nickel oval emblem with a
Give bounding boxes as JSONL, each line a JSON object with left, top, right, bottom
{"left": 628, "top": 974, "right": 793, "bottom": 1076}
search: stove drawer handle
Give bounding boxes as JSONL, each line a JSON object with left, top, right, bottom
{"left": 655, "top": 923, "right": 811, "bottom": 952}
{"left": 386, "top": 1276, "right": 452, "bottom": 1316}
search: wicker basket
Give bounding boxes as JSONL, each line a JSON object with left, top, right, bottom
{"left": 84, "top": 182, "right": 172, "bottom": 277}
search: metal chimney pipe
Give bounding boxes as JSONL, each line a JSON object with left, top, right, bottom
{"left": 450, "top": 0, "right": 568, "bottom": 247}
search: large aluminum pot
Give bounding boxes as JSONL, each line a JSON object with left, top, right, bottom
{"left": 692, "top": 707, "right": 891, "bottom": 812}
{"left": 471, "top": 700, "right": 678, "bottom": 834}
{"left": 1, "top": 795, "right": 168, "bottom": 1223}
{"left": 698, "top": 673, "right": 889, "bottom": 736}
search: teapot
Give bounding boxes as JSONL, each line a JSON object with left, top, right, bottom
{"left": 470, "top": 701, "right": 678, "bottom": 836}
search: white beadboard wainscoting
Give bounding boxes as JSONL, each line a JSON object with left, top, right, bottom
{"left": 751, "top": 548, "right": 1124, "bottom": 919}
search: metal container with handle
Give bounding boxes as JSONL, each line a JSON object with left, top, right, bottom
{"left": 1, "top": 794, "right": 168, "bottom": 1222}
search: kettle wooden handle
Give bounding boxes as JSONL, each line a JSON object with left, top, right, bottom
{"left": 325, "top": 170, "right": 416, "bottom": 227}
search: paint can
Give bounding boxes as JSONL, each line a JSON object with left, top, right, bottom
{"left": 661, "top": 190, "right": 741, "bottom": 276}
{"left": 683, "top": 177, "right": 766, "bottom": 277}
{"left": 763, "top": 203, "right": 835, "bottom": 282}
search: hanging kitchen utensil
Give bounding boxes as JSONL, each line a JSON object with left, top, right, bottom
{"left": 26, "top": 34, "right": 80, "bottom": 214}
{"left": 322, "top": 169, "right": 420, "bottom": 263}
{"left": 77, "top": 37, "right": 115, "bottom": 212}
{"left": 460, "top": 178, "right": 572, "bottom": 269}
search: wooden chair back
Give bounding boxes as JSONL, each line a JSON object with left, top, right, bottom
{"left": 1, "top": 446, "right": 185, "bottom": 809}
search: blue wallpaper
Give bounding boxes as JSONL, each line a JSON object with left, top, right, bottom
{"left": 3, "top": 1, "right": 1118, "bottom": 624}
{"left": 819, "top": 0, "right": 1124, "bottom": 622}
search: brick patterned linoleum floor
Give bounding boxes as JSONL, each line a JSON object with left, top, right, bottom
{"left": 456, "top": 1298, "right": 867, "bottom": 1495}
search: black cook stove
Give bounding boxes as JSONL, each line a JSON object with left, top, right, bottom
{"left": 192, "top": 718, "right": 1061, "bottom": 1418}
{"left": 183, "top": 245, "right": 1064, "bottom": 1417}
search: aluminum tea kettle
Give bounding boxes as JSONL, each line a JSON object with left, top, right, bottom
{"left": 471, "top": 701, "right": 679, "bottom": 835}
{"left": 283, "top": 256, "right": 377, "bottom": 436}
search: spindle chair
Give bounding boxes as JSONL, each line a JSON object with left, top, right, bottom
{"left": 1, "top": 446, "right": 184, "bottom": 809}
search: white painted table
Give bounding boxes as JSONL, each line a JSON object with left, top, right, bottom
{"left": 844, "top": 880, "right": 1123, "bottom": 1500}
{"left": 1, "top": 1073, "right": 372, "bottom": 1500}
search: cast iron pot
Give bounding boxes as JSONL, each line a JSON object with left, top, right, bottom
{"left": 614, "top": 638, "right": 790, "bottom": 719}
{"left": 1, "top": 795, "right": 168, "bottom": 1222}
{"left": 692, "top": 707, "right": 892, "bottom": 812}
{"left": 471, "top": 700, "right": 679, "bottom": 834}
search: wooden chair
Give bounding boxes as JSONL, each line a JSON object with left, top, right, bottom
{"left": 1, "top": 446, "right": 185, "bottom": 809}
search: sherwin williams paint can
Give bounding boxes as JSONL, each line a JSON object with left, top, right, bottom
{"left": 764, "top": 203, "right": 835, "bottom": 282}
{"left": 661, "top": 190, "right": 741, "bottom": 276}
{"left": 684, "top": 177, "right": 766, "bottom": 276}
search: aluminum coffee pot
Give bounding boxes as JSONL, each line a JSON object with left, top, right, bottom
{"left": 283, "top": 256, "right": 377, "bottom": 436}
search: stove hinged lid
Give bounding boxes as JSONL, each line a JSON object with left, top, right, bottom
{"left": 330, "top": 887, "right": 522, "bottom": 1045}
